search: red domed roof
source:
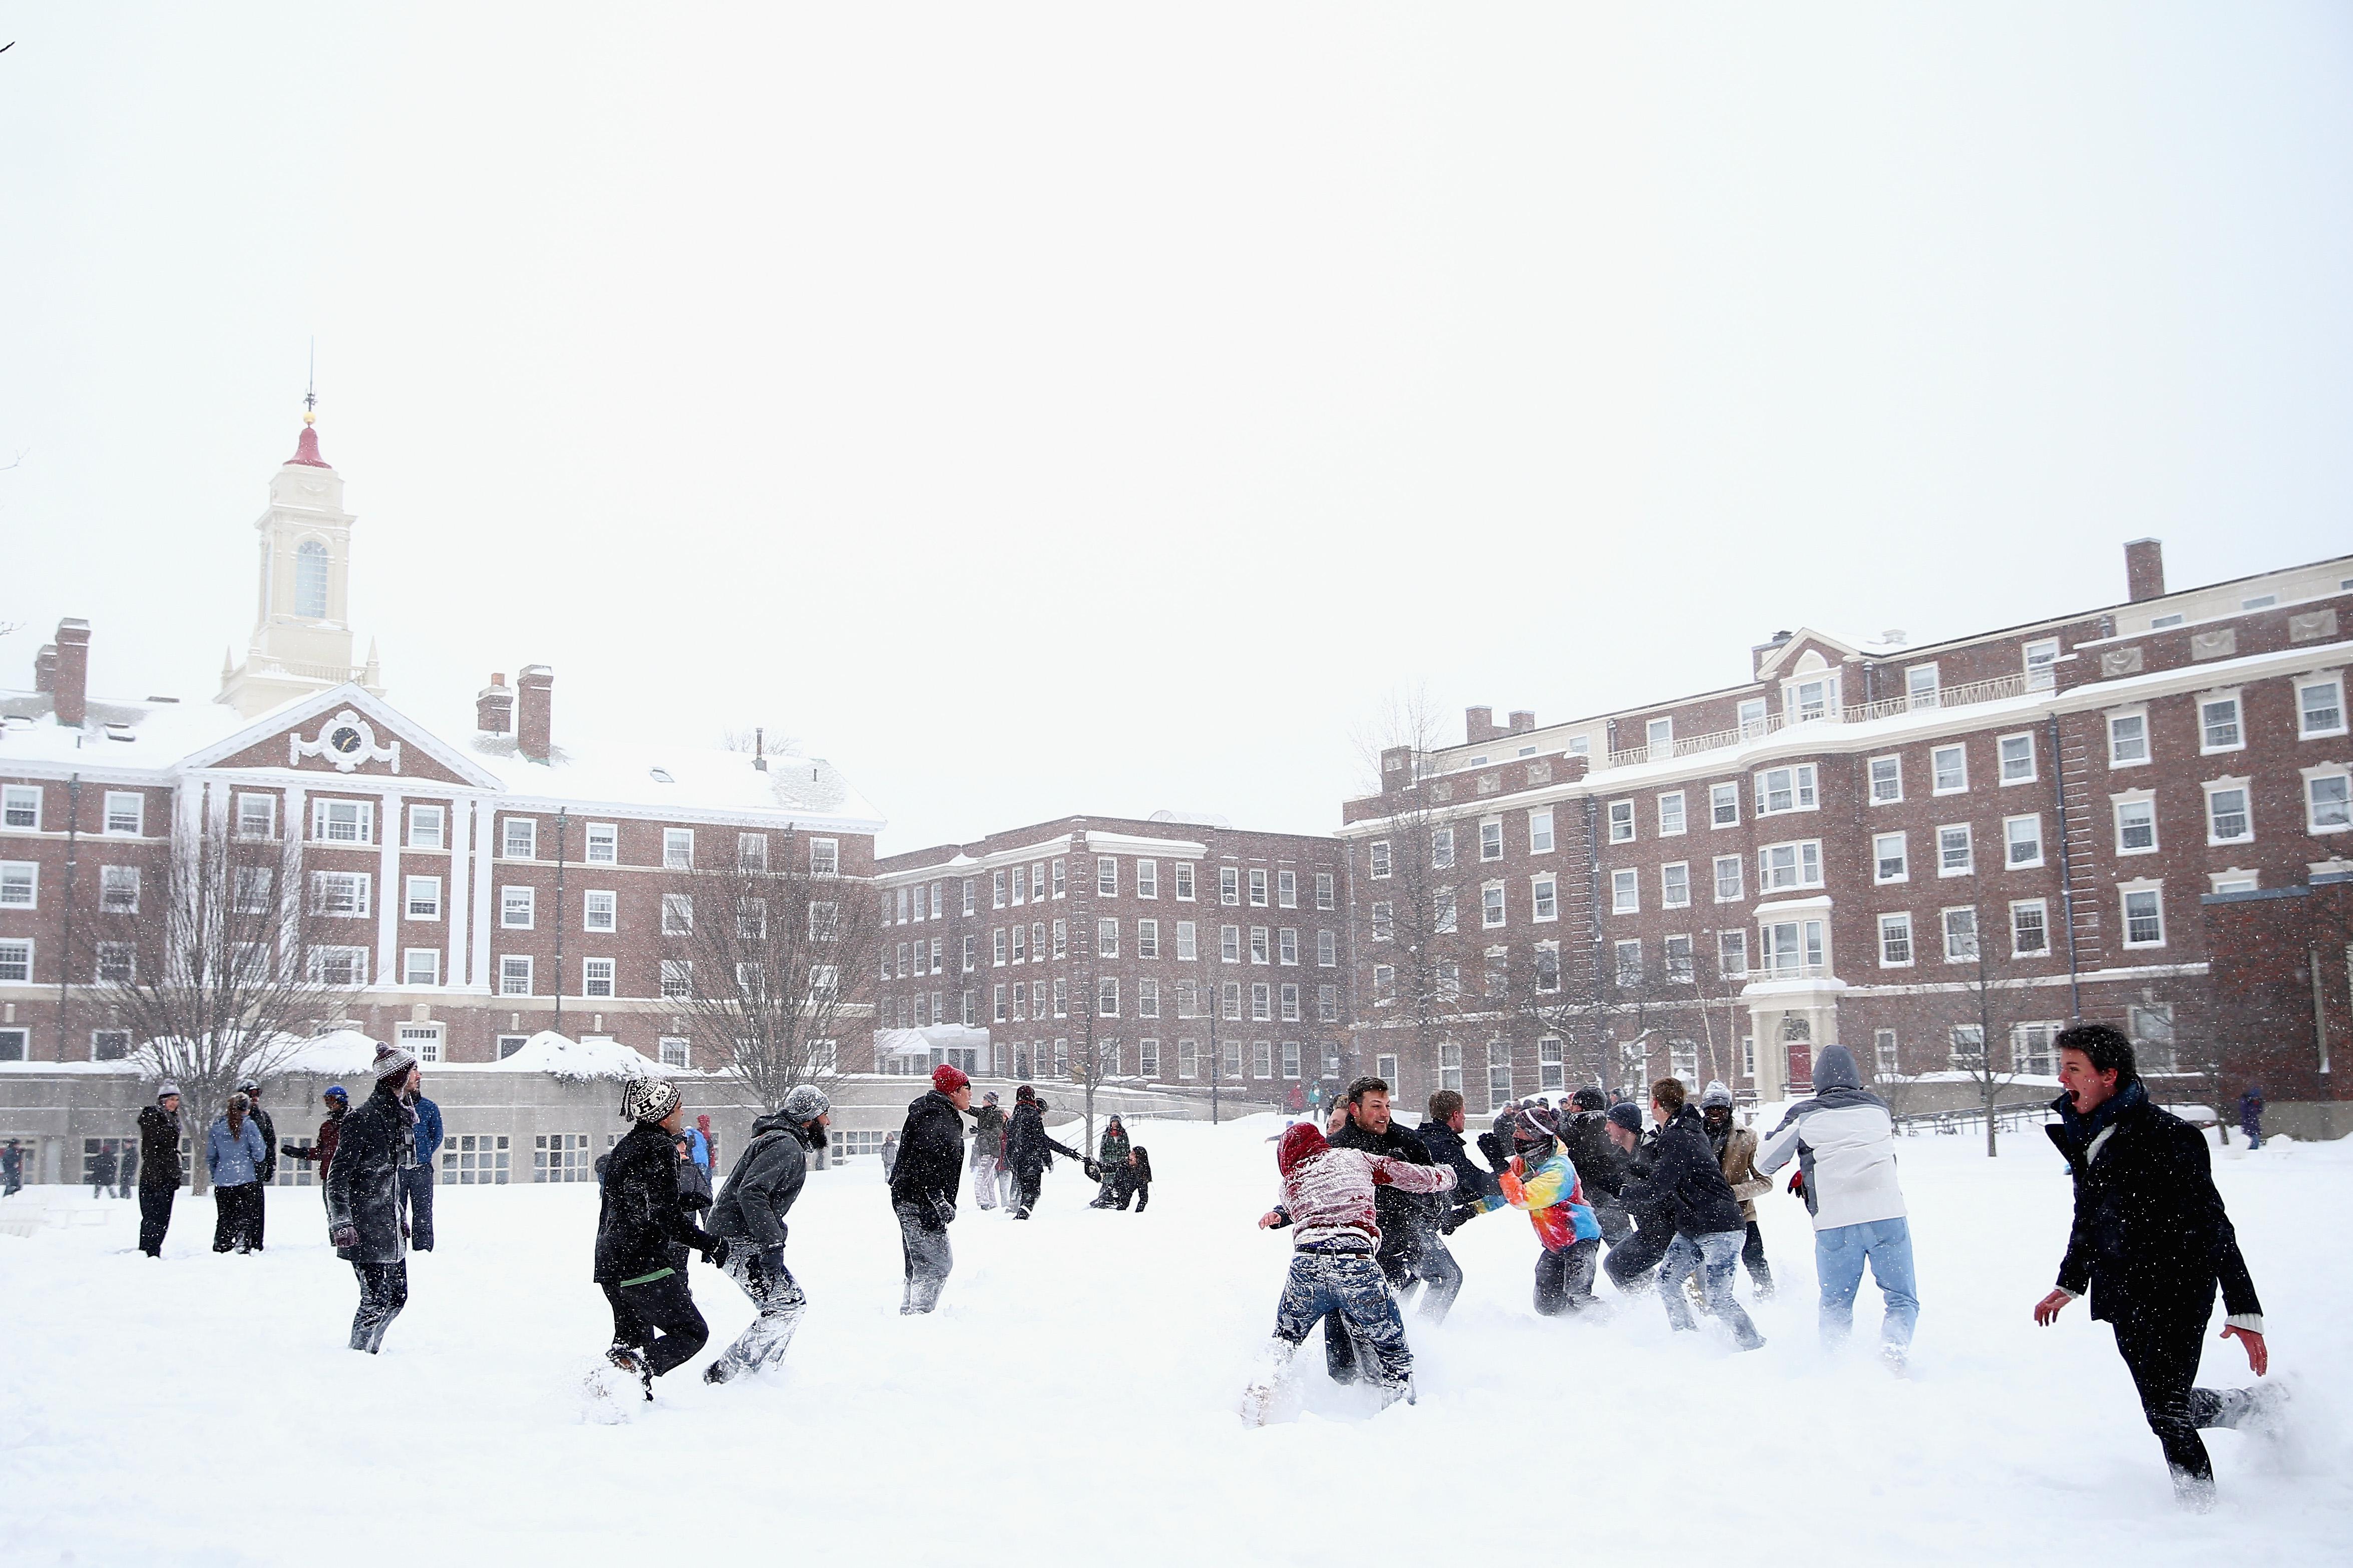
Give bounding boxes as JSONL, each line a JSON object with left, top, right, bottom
{"left": 285, "top": 422, "right": 331, "bottom": 468}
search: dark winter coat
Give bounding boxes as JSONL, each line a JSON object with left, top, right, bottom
{"left": 411, "top": 1095, "right": 444, "bottom": 1168}
{"left": 137, "top": 1104, "right": 183, "bottom": 1191}
{"left": 325, "top": 1081, "right": 415, "bottom": 1267}
{"left": 710, "top": 1110, "right": 812, "bottom": 1251}
{"left": 1004, "top": 1101, "right": 1081, "bottom": 1178}
{"left": 287, "top": 1108, "right": 345, "bottom": 1176}
{"left": 2237, "top": 1090, "right": 2264, "bottom": 1139}
{"left": 888, "top": 1090, "right": 967, "bottom": 1225}
{"left": 91, "top": 1149, "right": 119, "bottom": 1186}
{"left": 1564, "top": 1112, "right": 1627, "bottom": 1200}
{"left": 1098, "top": 1122, "right": 1131, "bottom": 1167}
{"left": 249, "top": 1105, "right": 278, "bottom": 1184}
{"left": 969, "top": 1102, "right": 1007, "bottom": 1161}
{"left": 2047, "top": 1083, "right": 2261, "bottom": 1325}
{"left": 1330, "top": 1117, "right": 1437, "bottom": 1262}
{"left": 1416, "top": 1120, "right": 1500, "bottom": 1205}
{"left": 593, "top": 1119, "right": 717, "bottom": 1284}
{"left": 1619, "top": 1105, "right": 1746, "bottom": 1238}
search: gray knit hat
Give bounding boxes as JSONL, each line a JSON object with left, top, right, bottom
{"left": 781, "top": 1084, "right": 831, "bottom": 1122}
{"left": 620, "top": 1078, "right": 682, "bottom": 1124}
{"left": 370, "top": 1040, "right": 419, "bottom": 1084}
{"left": 156, "top": 1080, "right": 182, "bottom": 1100}
{"left": 1700, "top": 1080, "right": 1735, "bottom": 1111}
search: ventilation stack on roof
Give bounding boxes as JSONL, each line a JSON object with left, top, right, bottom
{"left": 477, "top": 672, "right": 514, "bottom": 735}
{"left": 2125, "top": 538, "right": 2166, "bottom": 603}
{"left": 52, "top": 619, "right": 91, "bottom": 729}
{"left": 1464, "top": 706, "right": 1497, "bottom": 744}
{"left": 517, "top": 666, "right": 554, "bottom": 762}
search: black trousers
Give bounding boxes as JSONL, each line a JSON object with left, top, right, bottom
{"left": 1741, "top": 1219, "right": 1772, "bottom": 1292}
{"left": 400, "top": 1164, "right": 436, "bottom": 1251}
{"left": 1115, "top": 1183, "right": 1149, "bottom": 1212}
{"left": 250, "top": 1180, "right": 267, "bottom": 1250}
{"left": 2111, "top": 1307, "right": 2249, "bottom": 1488}
{"left": 349, "top": 1260, "right": 409, "bottom": 1353}
{"left": 137, "top": 1184, "right": 175, "bottom": 1256}
{"left": 1590, "top": 1199, "right": 1634, "bottom": 1247}
{"left": 1535, "top": 1238, "right": 1603, "bottom": 1315}
{"left": 212, "top": 1183, "right": 262, "bottom": 1252}
{"left": 604, "top": 1273, "right": 709, "bottom": 1377}
{"left": 1604, "top": 1220, "right": 1673, "bottom": 1292}
{"left": 1012, "top": 1166, "right": 1045, "bottom": 1219}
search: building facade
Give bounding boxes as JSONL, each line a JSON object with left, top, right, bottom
{"left": 1340, "top": 541, "right": 2352, "bottom": 1135}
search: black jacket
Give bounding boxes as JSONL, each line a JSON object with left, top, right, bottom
{"left": 1098, "top": 1123, "right": 1131, "bottom": 1167}
{"left": 137, "top": 1104, "right": 182, "bottom": 1191}
{"left": 250, "top": 1105, "right": 278, "bottom": 1184}
{"left": 2046, "top": 1086, "right": 2261, "bottom": 1325}
{"left": 1416, "top": 1120, "right": 1500, "bottom": 1205}
{"left": 888, "top": 1090, "right": 967, "bottom": 1224}
{"left": 1564, "top": 1112, "right": 1626, "bottom": 1201}
{"left": 1332, "top": 1117, "right": 1437, "bottom": 1260}
{"left": 710, "top": 1111, "right": 813, "bottom": 1251}
{"left": 1004, "top": 1102, "right": 1081, "bottom": 1177}
{"left": 1620, "top": 1106, "right": 1746, "bottom": 1238}
{"left": 594, "top": 1120, "right": 717, "bottom": 1283}
{"left": 969, "top": 1102, "right": 1007, "bottom": 1160}
{"left": 325, "top": 1081, "right": 414, "bottom": 1266}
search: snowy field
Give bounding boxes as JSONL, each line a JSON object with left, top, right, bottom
{"left": 2, "top": 1114, "right": 2347, "bottom": 1567}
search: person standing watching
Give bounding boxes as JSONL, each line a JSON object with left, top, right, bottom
{"left": 206, "top": 1093, "right": 269, "bottom": 1254}
{"left": 281, "top": 1086, "right": 349, "bottom": 1228}
{"left": 328, "top": 1046, "right": 423, "bottom": 1352}
{"left": 1622, "top": 1079, "right": 1763, "bottom": 1351}
{"left": 1758, "top": 1048, "right": 1913, "bottom": 1364}
{"left": 968, "top": 1090, "right": 1008, "bottom": 1210}
{"left": 704, "top": 1084, "right": 830, "bottom": 1383}
{"left": 2032, "top": 1024, "right": 2278, "bottom": 1511}
{"left": 236, "top": 1079, "right": 276, "bottom": 1250}
{"left": 889, "top": 1064, "right": 972, "bottom": 1313}
{"left": 403, "top": 1078, "right": 443, "bottom": 1252}
{"left": 2236, "top": 1085, "right": 2264, "bottom": 1151}
{"left": 136, "top": 1084, "right": 183, "bottom": 1257}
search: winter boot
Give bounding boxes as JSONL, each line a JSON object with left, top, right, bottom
{"left": 608, "top": 1344, "right": 653, "bottom": 1401}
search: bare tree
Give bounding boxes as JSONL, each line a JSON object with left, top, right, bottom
{"left": 1940, "top": 907, "right": 2031, "bottom": 1157}
{"left": 1066, "top": 946, "right": 1117, "bottom": 1156}
{"left": 658, "top": 830, "right": 880, "bottom": 1113}
{"left": 1352, "top": 689, "right": 1475, "bottom": 1099}
{"left": 78, "top": 816, "right": 360, "bottom": 1192}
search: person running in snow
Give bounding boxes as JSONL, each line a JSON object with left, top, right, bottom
{"left": 136, "top": 1083, "right": 183, "bottom": 1257}
{"left": 1242, "top": 1121, "right": 1457, "bottom": 1422}
{"left": 1323, "top": 1077, "right": 1441, "bottom": 1369}
{"left": 1758, "top": 1047, "right": 1914, "bottom": 1364}
{"left": 1622, "top": 1079, "right": 1763, "bottom": 1352}
{"left": 401, "top": 1078, "right": 442, "bottom": 1252}
{"left": 704, "top": 1084, "right": 830, "bottom": 1383}
{"left": 1004, "top": 1084, "right": 1084, "bottom": 1220}
{"left": 327, "top": 1046, "right": 423, "bottom": 1353}
{"left": 206, "top": 1092, "right": 269, "bottom": 1254}
{"left": 2031, "top": 1024, "right": 2276, "bottom": 1511}
{"left": 1090, "top": 1115, "right": 1132, "bottom": 1207}
{"left": 1699, "top": 1082, "right": 1773, "bottom": 1298}
{"left": 1410, "top": 1089, "right": 1502, "bottom": 1323}
{"left": 236, "top": 1079, "right": 276, "bottom": 1250}
{"left": 1495, "top": 1105, "right": 1604, "bottom": 1315}
{"left": 1600, "top": 1102, "right": 1674, "bottom": 1293}
{"left": 2236, "top": 1085, "right": 2264, "bottom": 1151}
{"left": 1112, "top": 1147, "right": 1152, "bottom": 1211}
{"left": 282, "top": 1086, "right": 349, "bottom": 1229}
{"left": 890, "top": 1064, "right": 972, "bottom": 1312}
{"left": 969, "top": 1090, "right": 1008, "bottom": 1210}
{"left": 596, "top": 1078, "right": 726, "bottom": 1394}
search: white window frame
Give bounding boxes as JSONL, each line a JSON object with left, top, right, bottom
{"left": 1367, "top": 841, "right": 1391, "bottom": 880}
{"left": 499, "top": 955, "right": 534, "bottom": 996}
{"left": 2003, "top": 814, "right": 2044, "bottom": 869}
{"left": 2198, "top": 691, "right": 2244, "bottom": 755}
{"left": 1660, "top": 861, "right": 1691, "bottom": 908}
{"left": 402, "top": 948, "right": 441, "bottom": 986}
{"left": 1931, "top": 744, "right": 1968, "bottom": 796}
{"left": 1867, "top": 755, "right": 1902, "bottom": 805}
{"left": 662, "top": 828, "right": 694, "bottom": 869}
{"left": 1610, "top": 867, "right": 1639, "bottom": 913}
{"left": 404, "top": 875, "right": 442, "bottom": 920}
{"left": 1757, "top": 839, "right": 1823, "bottom": 891}
{"left": 99, "top": 862, "right": 140, "bottom": 913}
{"left": 1657, "top": 791, "right": 1687, "bottom": 837}
{"left": 1940, "top": 906, "right": 1979, "bottom": 963}
{"left": 103, "top": 791, "right": 145, "bottom": 836}
{"left": 1528, "top": 808, "right": 1555, "bottom": 854}
{"left": 2010, "top": 898, "right": 2051, "bottom": 958}
{"left": 1877, "top": 911, "right": 1913, "bottom": 968}
{"left": 2305, "top": 765, "right": 2351, "bottom": 834}
{"left": 2106, "top": 708, "right": 2150, "bottom": 769}
{"left": 1098, "top": 857, "right": 1119, "bottom": 897}
{"left": 406, "top": 803, "right": 447, "bottom": 850}
{"left": 1481, "top": 883, "right": 1506, "bottom": 928}
{"left": 2203, "top": 777, "right": 2254, "bottom": 846}
{"left": 1936, "top": 824, "right": 1974, "bottom": 877}
{"left": 1531, "top": 874, "right": 1558, "bottom": 922}
{"left": 0, "top": 937, "right": 34, "bottom": 983}
{"left": 1137, "top": 859, "right": 1159, "bottom": 898}
{"left": 1873, "top": 831, "right": 1908, "bottom": 884}
{"left": 1905, "top": 663, "right": 1940, "bottom": 710}
{"left": 1997, "top": 731, "right": 2038, "bottom": 786}
{"left": 309, "top": 869, "right": 372, "bottom": 918}
{"left": 2, "top": 785, "right": 41, "bottom": 831}
{"left": 1478, "top": 821, "right": 1503, "bottom": 863}
{"left": 502, "top": 816, "right": 537, "bottom": 859}
{"left": 583, "top": 889, "right": 618, "bottom": 933}
{"left": 2112, "top": 790, "right": 2158, "bottom": 855}
{"left": 582, "top": 956, "right": 616, "bottom": 999}
{"left": 501, "top": 885, "right": 536, "bottom": 929}
{"left": 314, "top": 798, "right": 373, "bottom": 845}
{"left": 2296, "top": 672, "right": 2347, "bottom": 740}
{"left": 0, "top": 860, "right": 35, "bottom": 910}
{"left": 1713, "top": 854, "right": 1743, "bottom": 903}
{"left": 583, "top": 821, "right": 618, "bottom": 865}
{"left": 2119, "top": 881, "right": 2166, "bottom": 949}
{"left": 1753, "top": 764, "right": 1818, "bottom": 816}
{"left": 1607, "top": 800, "right": 1635, "bottom": 843}
{"left": 1709, "top": 782, "right": 1740, "bottom": 827}
{"left": 2023, "top": 638, "right": 2060, "bottom": 692}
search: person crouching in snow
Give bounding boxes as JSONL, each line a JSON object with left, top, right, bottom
{"left": 1113, "top": 1147, "right": 1152, "bottom": 1211}
{"left": 1496, "top": 1106, "right": 1604, "bottom": 1315}
{"left": 596, "top": 1079, "right": 726, "bottom": 1396}
{"left": 703, "top": 1084, "right": 830, "bottom": 1383}
{"left": 1242, "top": 1122, "right": 1455, "bottom": 1423}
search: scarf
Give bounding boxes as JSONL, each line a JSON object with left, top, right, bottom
{"left": 2055, "top": 1078, "right": 2145, "bottom": 1153}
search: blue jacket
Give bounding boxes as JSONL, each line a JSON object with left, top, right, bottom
{"left": 684, "top": 1126, "right": 710, "bottom": 1174}
{"left": 206, "top": 1115, "right": 269, "bottom": 1186}
{"left": 412, "top": 1096, "right": 445, "bottom": 1167}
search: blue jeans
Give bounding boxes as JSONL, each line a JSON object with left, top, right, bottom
{"left": 1275, "top": 1249, "right": 1412, "bottom": 1390}
{"left": 1814, "top": 1217, "right": 1918, "bottom": 1351}
{"left": 1660, "top": 1231, "right": 1764, "bottom": 1349}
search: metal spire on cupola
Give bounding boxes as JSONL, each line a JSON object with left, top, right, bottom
{"left": 287, "top": 340, "right": 330, "bottom": 467}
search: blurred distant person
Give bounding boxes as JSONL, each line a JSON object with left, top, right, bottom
{"left": 137, "top": 1084, "right": 184, "bottom": 1257}
{"left": 237, "top": 1079, "right": 276, "bottom": 1250}
{"left": 2236, "top": 1085, "right": 2264, "bottom": 1151}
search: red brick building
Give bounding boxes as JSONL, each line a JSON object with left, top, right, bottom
{"left": 871, "top": 815, "right": 1352, "bottom": 1099}
{"left": 1339, "top": 542, "right": 2352, "bottom": 1132}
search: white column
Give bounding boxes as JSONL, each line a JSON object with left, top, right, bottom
{"left": 446, "top": 797, "right": 473, "bottom": 990}
{"left": 281, "top": 782, "right": 308, "bottom": 969}
{"left": 376, "top": 790, "right": 401, "bottom": 989}
{"left": 471, "top": 802, "right": 496, "bottom": 992}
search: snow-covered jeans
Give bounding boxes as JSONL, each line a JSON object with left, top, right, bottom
{"left": 1660, "top": 1231, "right": 1765, "bottom": 1349}
{"left": 971, "top": 1156, "right": 1001, "bottom": 1209}
{"left": 895, "top": 1203, "right": 953, "bottom": 1313}
{"left": 1404, "top": 1239, "right": 1464, "bottom": 1323}
{"left": 1533, "top": 1238, "right": 1602, "bottom": 1316}
{"left": 348, "top": 1260, "right": 408, "bottom": 1353}
{"left": 1814, "top": 1217, "right": 1918, "bottom": 1351}
{"left": 705, "top": 1249, "right": 808, "bottom": 1381}
{"left": 1276, "top": 1248, "right": 1412, "bottom": 1392}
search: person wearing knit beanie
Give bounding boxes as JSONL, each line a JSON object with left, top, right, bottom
{"left": 888, "top": 1063, "right": 974, "bottom": 1312}
{"left": 931, "top": 1062, "right": 970, "bottom": 1096}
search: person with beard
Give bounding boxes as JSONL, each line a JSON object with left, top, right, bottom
{"left": 1003, "top": 1084, "right": 1085, "bottom": 1220}
{"left": 235, "top": 1079, "right": 276, "bottom": 1250}
{"left": 2030, "top": 1025, "right": 2278, "bottom": 1510}
{"left": 889, "top": 1064, "right": 972, "bottom": 1312}
{"left": 281, "top": 1086, "right": 350, "bottom": 1231}
{"left": 205, "top": 1092, "right": 269, "bottom": 1254}
{"left": 1699, "top": 1082, "right": 1774, "bottom": 1298}
{"left": 136, "top": 1083, "right": 184, "bottom": 1257}
{"left": 703, "top": 1084, "right": 830, "bottom": 1383}
{"left": 1496, "top": 1105, "right": 1605, "bottom": 1315}
{"left": 1623, "top": 1079, "right": 1762, "bottom": 1352}
{"left": 1320, "top": 1077, "right": 1439, "bottom": 1372}
{"left": 595, "top": 1078, "right": 725, "bottom": 1394}
{"left": 968, "top": 1090, "right": 1008, "bottom": 1210}
{"left": 327, "top": 1046, "right": 423, "bottom": 1353}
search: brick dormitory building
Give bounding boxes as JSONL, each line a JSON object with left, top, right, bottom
{"left": 1338, "top": 541, "right": 2353, "bottom": 1140}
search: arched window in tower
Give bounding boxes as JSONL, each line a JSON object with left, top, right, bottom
{"left": 294, "top": 540, "right": 330, "bottom": 620}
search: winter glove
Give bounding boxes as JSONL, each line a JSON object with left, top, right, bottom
{"left": 329, "top": 1226, "right": 357, "bottom": 1248}
{"left": 705, "top": 1238, "right": 731, "bottom": 1268}
{"left": 1476, "top": 1132, "right": 1509, "bottom": 1172}
{"left": 1083, "top": 1160, "right": 1104, "bottom": 1182}
{"left": 1787, "top": 1170, "right": 1805, "bottom": 1198}
{"left": 931, "top": 1195, "right": 957, "bottom": 1227}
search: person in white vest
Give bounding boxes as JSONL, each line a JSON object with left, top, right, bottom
{"left": 1758, "top": 1044, "right": 1918, "bottom": 1369}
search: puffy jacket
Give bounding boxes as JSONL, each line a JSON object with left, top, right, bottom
{"left": 137, "top": 1104, "right": 183, "bottom": 1190}
{"left": 594, "top": 1119, "right": 716, "bottom": 1284}
{"left": 887, "top": 1090, "right": 967, "bottom": 1224}
{"left": 1499, "top": 1149, "right": 1602, "bottom": 1250}
{"left": 710, "top": 1111, "right": 813, "bottom": 1250}
{"left": 205, "top": 1115, "right": 269, "bottom": 1187}
{"left": 1275, "top": 1137, "right": 1455, "bottom": 1252}
{"left": 1711, "top": 1123, "right": 1771, "bottom": 1222}
{"left": 412, "top": 1095, "right": 445, "bottom": 1168}
{"left": 1563, "top": 1111, "right": 1626, "bottom": 1200}
{"left": 1621, "top": 1106, "right": 1746, "bottom": 1237}
{"left": 1757, "top": 1046, "right": 1906, "bottom": 1230}
{"left": 326, "top": 1082, "right": 415, "bottom": 1266}
{"left": 1005, "top": 1102, "right": 1081, "bottom": 1176}
{"left": 2047, "top": 1082, "right": 2261, "bottom": 1327}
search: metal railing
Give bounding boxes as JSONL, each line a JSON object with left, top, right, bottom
{"left": 1602, "top": 673, "right": 2032, "bottom": 770}
{"left": 1892, "top": 1099, "right": 2056, "bottom": 1138}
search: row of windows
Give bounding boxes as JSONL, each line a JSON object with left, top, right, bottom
{"left": 977, "top": 975, "right": 1343, "bottom": 1024}
{"left": 888, "top": 859, "right": 1341, "bottom": 923}
{"left": 2, "top": 785, "right": 151, "bottom": 837}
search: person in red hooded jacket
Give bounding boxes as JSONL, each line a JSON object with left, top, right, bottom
{"left": 1240, "top": 1122, "right": 1455, "bottom": 1423}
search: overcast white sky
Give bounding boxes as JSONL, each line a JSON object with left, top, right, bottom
{"left": 4, "top": 5, "right": 2349, "bottom": 852}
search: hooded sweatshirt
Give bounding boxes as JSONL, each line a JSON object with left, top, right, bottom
{"left": 1757, "top": 1046, "right": 1906, "bottom": 1230}
{"left": 710, "top": 1110, "right": 814, "bottom": 1250}
{"left": 1271, "top": 1123, "right": 1455, "bottom": 1252}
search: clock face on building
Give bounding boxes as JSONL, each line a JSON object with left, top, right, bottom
{"left": 329, "top": 725, "right": 365, "bottom": 756}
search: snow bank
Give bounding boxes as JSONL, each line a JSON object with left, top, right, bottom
{"left": 474, "top": 1030, "right": 667, "bottom": 1081}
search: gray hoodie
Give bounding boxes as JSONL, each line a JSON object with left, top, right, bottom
{"left": 1758, "top": 1046, "right": 1907, "bottom": 1230}
{"left": 709, "top": 1110, "right": 814, "bottom": 1251}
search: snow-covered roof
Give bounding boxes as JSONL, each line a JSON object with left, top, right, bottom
{"left": 873, "top": 1025, "right": 988, "bottom": 1057}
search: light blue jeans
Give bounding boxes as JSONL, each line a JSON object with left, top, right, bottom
{"left": 1814, "top": 1217, "right": 1919, "bottom": 1350}
{"left": 1660, "top": 1230, "right": 1765, "bottom": 1350}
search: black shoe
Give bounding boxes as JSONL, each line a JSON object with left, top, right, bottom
{"left": 607, "top": 1345, "right": 653, "bottom": 1400}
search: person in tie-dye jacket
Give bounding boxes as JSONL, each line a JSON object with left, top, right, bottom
{"left": 1497, "top": 1106, "right": 1604, "bottom": 1315}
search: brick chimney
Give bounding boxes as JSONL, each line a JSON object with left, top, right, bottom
{"left": 34, "top": 643, "right": 57, "bottom": 693}
{"left": 1507, "top": 710, "right": 1535, "bottom": 734}
{"left": 52, "top": 619, "right": 91, "bottom": 728}
{"left": 476, "top": 672, "right": 514, "bottom": 735}
{"left": 516, "top": 665, "right": 553, "bottom": 762}
{"left": 1464, "top": 706, "right": 1495, "bottom": 744}
{"left": 2125, "top": 539, "right": 2165, "bottom": 603}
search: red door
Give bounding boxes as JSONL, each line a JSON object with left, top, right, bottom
{"left": 1785, "top": 1040, "right": 1813, "bottom": 1095}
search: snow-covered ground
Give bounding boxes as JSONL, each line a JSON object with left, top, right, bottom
{"left": 3, "top": 1115, "right": 2346, "bottom": 1566}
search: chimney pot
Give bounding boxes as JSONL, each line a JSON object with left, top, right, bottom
{"left": 1464, "top": 706, "right": 1495, "bottom": 744}
{"left": 51, "top": 619, "right": 91, "bottom": 729}
{"left": 476, "top": 671, "right": 515, "bottom": 736}
{"left": 2125, "top": 538, "right": 2166, "bottom": 603}
{"left": 1508, "top": 710, "right": 1535, "bottom": 734}
{"left": 516, "top": 665, "right": 554, "bottom": 762}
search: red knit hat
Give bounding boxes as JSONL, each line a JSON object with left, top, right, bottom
{"left": 1277, "top": 1122, "right": 1328, "bottom": 1177}
{"left": 932, "top": 1063, "right": 971, "bottom": 1094}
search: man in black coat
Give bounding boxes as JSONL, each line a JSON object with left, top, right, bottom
{"left": 2033, "top": 1025, "right": 2275, "bottom": 1509}
{"left": 595, "top": 1077, "right": 723, "bottom": 1392}
{"left": 326, "top": 1047, "right": 421, "bottom": 1353}
{"left": 890, "top": 1064, "right": 973, "bottom": 1313}
{"left": 136, "top": 1084, "right": 184, "bottom": 1257}
{"left": 1599, "top": 1103, "right": 1673, "bottom": 1292}
{"left": 704, "top": 1084, "right": 830, "bottom": 1383}
{"left": 236, "top": 1079, "right": 275, "bottom": 1250}
{"left": 1411, "top": 1088, "right": 1500, "bottom": 1326}
{"left": 1003, "top": 1084, "right": 1084, "bottom": 1220}
{"left": 1563, "top": 1087, "right": 1634, "bottom": 1245}
{"left": 1321, "top": 1076, "right": 1437, "bottom": 1380}
{"left": 1622, "top": 1079, "right": 1761, "bottom": 1351}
